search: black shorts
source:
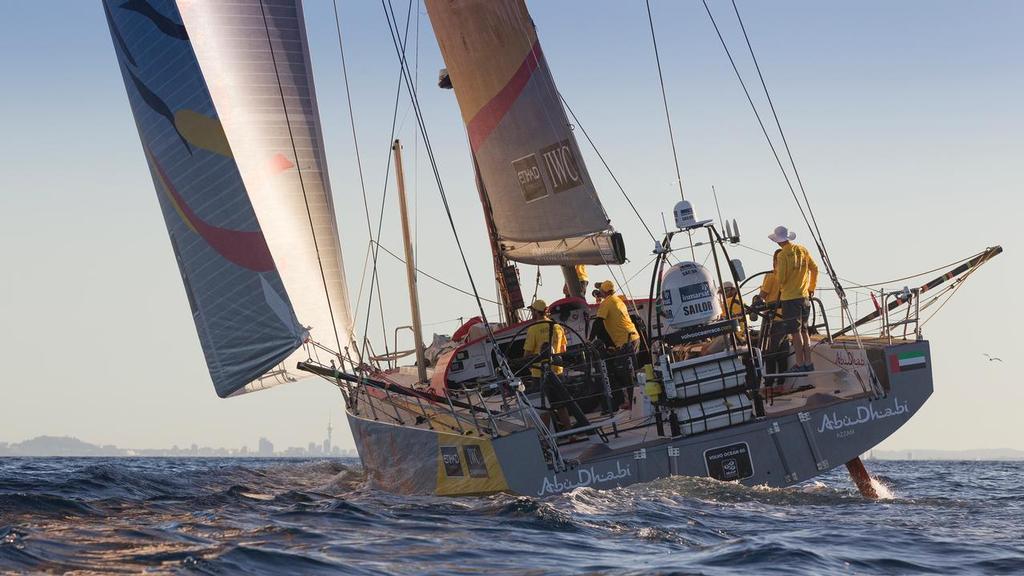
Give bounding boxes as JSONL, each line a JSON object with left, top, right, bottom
{"left": 779, "top": 298, "right": 810, "bottom": 333}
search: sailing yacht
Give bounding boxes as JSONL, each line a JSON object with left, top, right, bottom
{"left": 102, "top": 0, "right": 1000, "bottom": 498}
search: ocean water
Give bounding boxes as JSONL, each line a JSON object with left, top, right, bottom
{"left": 0, "top": 458, "right": 1021, "bottom": 575}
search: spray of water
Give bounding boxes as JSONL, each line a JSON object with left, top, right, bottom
{"left": 869, "top": 476, "right": 895, "bottom": 500}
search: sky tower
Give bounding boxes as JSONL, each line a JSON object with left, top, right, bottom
{"left": 324, "top": 415, "right": 333, "bottom": 455}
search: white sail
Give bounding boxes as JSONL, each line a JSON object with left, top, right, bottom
{"left": 180, "top": 0, "right": 357, "bottom": 391}
{"left": 105, "top": 0, "right": 355, "bottom": 397}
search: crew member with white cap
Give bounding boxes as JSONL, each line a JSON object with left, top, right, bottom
{"left": 768, "top": 225, "right": 819, "bottom": 372}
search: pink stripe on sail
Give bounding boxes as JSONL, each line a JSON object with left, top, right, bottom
{"left": 466, "top": 41, "right": 543, "bottom": 151}
{"left": 147, "top": 145, "right": 277, "bottom": 273}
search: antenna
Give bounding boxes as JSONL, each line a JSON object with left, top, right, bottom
{"left": 712, "top": 185, "right": 726, "bottom": 231}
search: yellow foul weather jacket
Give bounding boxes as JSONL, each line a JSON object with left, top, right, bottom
{"left": 596, "top": 294, "right": 640, "bottom": 348}
{"left": 776, "top": 243, "right": 819, "bottom": 301}
{"left": 523, "top": 318, "right": 567, "bottom": 377}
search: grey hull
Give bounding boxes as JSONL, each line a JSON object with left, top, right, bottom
{"left": 348, "top": 341, "right": 931, "bottom": 496}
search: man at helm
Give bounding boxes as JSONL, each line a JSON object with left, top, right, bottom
{"left": 523, "top": 300, "right": 566, "bottom": 378}
{"left": 591, "top": 280, "right": 640, "bottom": 410}
{"left": 522, "top": 299, "right": 589, "bottom": 432}
{"left": 769, "top": 226, "right": 819, "bottom": 372}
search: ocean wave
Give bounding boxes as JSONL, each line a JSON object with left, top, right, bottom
{"left": 0, "top": 458, "right": 1020, "bottom": 574}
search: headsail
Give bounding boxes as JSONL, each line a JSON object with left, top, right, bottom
{"left": 424, "top": 0, "right": 625, "bottom": 266}
{"left": 104, "top": 0, "right": 355, "bottom": 397}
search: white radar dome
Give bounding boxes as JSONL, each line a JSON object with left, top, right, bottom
{"left": 661, "top": 262, "right": 721, "bottom": 329}
{"left": 673, "top": 200, "right": 711, "bottom": 230}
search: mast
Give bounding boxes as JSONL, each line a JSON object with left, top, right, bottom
{"left": 393, "top": 140, "right": 427, "bottom": 384}
{"left": 473, "top": 157, "right": 523, "bottom": 323}
{"left": 562, "top": 266, "right": 584, "bottom": 299}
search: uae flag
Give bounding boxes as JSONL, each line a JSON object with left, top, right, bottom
{"left": 890, "top": 350, "right": 927, "bottom": 373}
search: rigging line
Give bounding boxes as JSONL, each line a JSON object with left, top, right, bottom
{"left": 381, "top": 0, "right": 497, "bottom": 334}
{"left": 381, "top": 12, "right": 522, "bottom": 388}
{"left": 361, "top": 0, "right": 415, "bottom": 364}
{"left": 413, "top": 0, "right": 421, "bottom": 257}
{"left": 843, "top": 252, "right": 982, "bottom": 289}
{"left": 559, "top": 94, "right": 657, "bottom": 243}
{"left": 333, "top": 0, "right": 379, "bottom": 349}
{"left": 711, "top": 185, "right": 726, "bottom": 231}
{"left": 626, "top": 254, "right": 660, "bottom": 284}
{"left": 731, "top": 0, "right": 831, "bottom": 268}
{"left": 645, "top": 0, "right": 685, "bottom": 203}
{"left": 350, "top": 239, "right": 374, "bottom": 329}
{"left": 701, "top": 0, "right": 816, "bottom": 251}
{"left": 729, "top": 1, "right": 849, "bottom": 321}
{"left": 333, "top": 0, "right": 373, "bottom": 263}
{"left": 920, "top": 264, "right": 982, "bottom": 328}
{"left": 699, "top": 0, "right": 886, "bottom": 365}
{"left": 372, "top": 240, "right": 501, "bottom": 305}
{"left": 733, "top": 242, "right": 861, "bottom": 292}
{"left": 257, "top": 0, "right": 342, "bottom": 353}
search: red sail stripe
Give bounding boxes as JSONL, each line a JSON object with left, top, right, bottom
{"left": 466, "top": 41, "right": 543, "bottom": 152}
{"left": 147, "top": 147, "right": 277, "bottom": 273}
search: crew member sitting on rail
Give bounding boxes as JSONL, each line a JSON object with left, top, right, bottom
{"left": 590, "top": 280, "right": 640, "bottom": 411}
{"left": 769, "top": 225, "right": 819, "bottom": 372}
{"left": 523, "top": 300, "right": 589, "bottom": 432}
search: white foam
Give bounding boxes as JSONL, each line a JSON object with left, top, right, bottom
{"left": 869, "top": 477, "right": 895, "bottom": 500}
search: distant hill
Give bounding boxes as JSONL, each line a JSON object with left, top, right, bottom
{"left": 870, "top": 448, "right": 1024, "bottom": 461}
{"left": 0, "top": 435, "right": 126, "bottom": 457}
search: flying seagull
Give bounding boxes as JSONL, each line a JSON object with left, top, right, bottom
{"left": 983, "top": 353, "right": 1003, "bottom": 363}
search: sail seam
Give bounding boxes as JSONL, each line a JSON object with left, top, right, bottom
{"left": 257, "top": 0, "right": 342, "bottom": 354}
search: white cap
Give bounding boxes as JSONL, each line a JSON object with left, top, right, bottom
{"left": 768, "top": 225, "right": 796, "bottom": 243}
{"left": 722, "top": 281, "right": 736, "bottom": 290}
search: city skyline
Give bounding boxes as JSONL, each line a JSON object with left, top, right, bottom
{"left": 0, "top": 418, "right": 356, "bottom": 459}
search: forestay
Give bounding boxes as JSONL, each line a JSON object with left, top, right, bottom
{"left": 424, "top": 0, "right": 625, "bottom": 266}
{"left": 104, "top": 0, "right": 355, "bottom": 397}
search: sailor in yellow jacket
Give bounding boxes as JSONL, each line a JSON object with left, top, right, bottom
{"left": 522, "top": 300, "right": 589, "bottom": 431}
{"left": 769, "top": 225, "right": 819, "bottom": 372}
{"left": 591, "top": 280, "right": 640, "bottom": 410}
{"left": 523, "top": 299, "right": 567, "bottom": 378}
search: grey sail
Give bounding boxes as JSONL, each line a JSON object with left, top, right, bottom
{"left": 425, "top": 0, "right": 625, "bottom": 266}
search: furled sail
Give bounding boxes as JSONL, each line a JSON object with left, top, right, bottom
{"left": 104, "top": 0, "right": 355, "bottom": 397}
{"left": 424, "top": 0, "right": 625, "bottom": 266}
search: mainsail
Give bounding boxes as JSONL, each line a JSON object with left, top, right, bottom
{"left": 424, "top": 0, "right": 625, "bottom": 266}
{"left": 104, "top": 0, "right": 355, "bottom": 397}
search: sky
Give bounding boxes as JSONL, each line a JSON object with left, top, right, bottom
{"left": 1, "top": 1, "right": 1021, "bottom": 453}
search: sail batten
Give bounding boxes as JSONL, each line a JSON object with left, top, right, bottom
{"left": 105, "top": 0, "right": 354, "bottom": 398}
{"left": 425, "top": 0, "right": 625, "bottom": 266}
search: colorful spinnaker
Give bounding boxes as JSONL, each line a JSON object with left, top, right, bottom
{"left": 104, "top": 0, "right": 355, "bottom": 397}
